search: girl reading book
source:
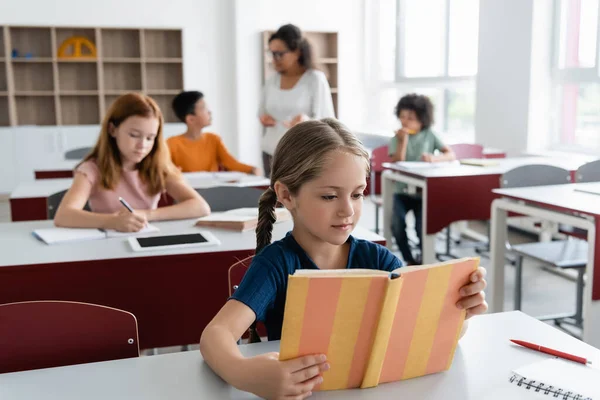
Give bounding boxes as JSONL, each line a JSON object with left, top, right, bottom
{"left": 200, "top": 118, "right": 487, "bottom": 399}
{"left": 54, "top": 93, "right": 210, "bottom": 232}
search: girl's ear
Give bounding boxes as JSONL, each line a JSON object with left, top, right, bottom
{"left": 108, "top": 122, "right": 117, "bottom": 137}
{"left": 274, "top": 181, "right": 294, "bottom": 211}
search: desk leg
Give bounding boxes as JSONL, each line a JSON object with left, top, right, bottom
{"left": 382, "top": 171, "right": 395, "bottom": 250}
{"left": 489, "top": 200, "right": 508, "bottom": 313}
{"left": 421, "top": 185, "right": 436, "bottom": 264}
{"left": 584, "top": 220, "right": 600, "bottom": 348}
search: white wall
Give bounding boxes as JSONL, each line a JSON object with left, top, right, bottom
{"left": 475, "top": 0, "right": 555, "bottom": 156}
{"left": 475, "top": 0, "right": 535, "bottom": 156}
{"left": 0, "top": 0, "right": 235, "bottom": 192}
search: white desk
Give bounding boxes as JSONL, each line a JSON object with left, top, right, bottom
{"left": 0, "top": 219, "right": 382, "bottom": 267}
{"left": 11, "top": 172, "right": 270, "bottom": 200}
{"left": 2, "top": 311, "right": 598, "bottom": 399}
{"left": 9, "top": 172, "right": 270, "bottom": 221}
{"left": 491, "top": 182, "right": 600, "bottom": 349}
{"left": 382, "top": 156, "right": 587, "bottom": 264}
{"left": 0, "top": 219, "right": 384, "bottom": 349}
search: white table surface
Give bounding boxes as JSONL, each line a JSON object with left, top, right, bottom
{"left": 493, "top": 182, "right": 600, "bottom": 216}
{"left": 33, "top": 160, "right": 79, "bottom": 172}
{"left": 1, "top": 311, "right": 598, "bottom": 400}
{"left": 10, "top": 172, "right": 270, "bottom": 199}
{"left": 383, "top": 156, "right": 587, "bottom": 179}
{"left": 0, "top": 219, "right": 384, "bottom": 267}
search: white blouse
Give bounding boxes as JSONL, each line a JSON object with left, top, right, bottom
{"left": 259, "top": 69, "right": 335, "bottom": 155}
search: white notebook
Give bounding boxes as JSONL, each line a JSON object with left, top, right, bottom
{"left": 509, "top": 358, "right": 600, "bottom": 399}
{"left": 33, "top": 225, "right": 159, "bottom": 245}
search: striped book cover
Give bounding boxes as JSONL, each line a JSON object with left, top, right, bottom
{"left": 279, "top": 257, "right": 479, "bottom": 391}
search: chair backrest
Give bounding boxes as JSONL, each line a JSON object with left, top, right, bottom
{"left": 47, "top": 190, "right": 91, "bottom": 219}
{"left": 228, "top": 256, "right": 253, "bottom": 297}
{"left": 64, "top": 147, "right": 92, "bottom": 160}
{"left": 370, "top": 145, "right": 391, "bottom": 173}
{"left": 501, "top": 164, "right": 572, "bottom": 188}
{"left": 576, "top": 159, "right": 600, "bottom": 183}
{"left": 227, "top": 256, "right": 267, "bottom": 342}
{"left": 0, "top": 301, "right": 139, "bottom": 374}
{"left": 370, "top": 145, "right": 392, "bottom": 196}
{"left": 196, "top": 186, "right": 263, "bottom": 212}
{"left": 47, "top": 190, "right": 67, "bottom": 219}
{"left": 449, "top": 143, "right": 484, "bottom": 160}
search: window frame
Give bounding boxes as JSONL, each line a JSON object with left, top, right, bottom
{"left": 550, "top": 0, "right": 600, "bottom": 153}
{"left": 393, "top": 0, "right": 479, "bottom": 134}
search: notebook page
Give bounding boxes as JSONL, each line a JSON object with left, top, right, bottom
{"left": 104, "top": 224, "right": 160, "bottom": 238}
{"left": 32, "top": 228, "right": 106, "bottom": 244}
{"left": 513, "top": 358, "right": 600, "bottom": 399}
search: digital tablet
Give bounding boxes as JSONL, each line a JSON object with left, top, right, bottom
{"left": 127, "top": 231, "right": 221, "bottom": 252}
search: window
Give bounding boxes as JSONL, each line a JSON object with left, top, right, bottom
{"left": 367, "top": 0, "right": 480, "bottom": 143}
{"left": 553, "top": 0, "right": 600, "bottom": 151}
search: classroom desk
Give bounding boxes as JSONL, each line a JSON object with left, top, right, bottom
{"left": 490, "top": 182, "right": 600, "bottom": 348}
{"left": 34, "top": 160, "right": 79, "bottom": 179}
{"left": 9, "top": 172, "right": 270, "bottom": 222}
{"left": 2, "top": 311, "right": 598, "bottom": 399}
{"left": 0, "top": 219, "right": 384, "bottom": 350}
{"left": 381, "top": 156, "right": 587, "bottom": 264}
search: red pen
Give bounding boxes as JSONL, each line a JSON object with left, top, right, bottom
{"left": 511, "top": 339, "right": 592, "bottom": 365}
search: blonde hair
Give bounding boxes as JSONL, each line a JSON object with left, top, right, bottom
{"left": 256, "top": 118, "right": 370, "bottom": 254}
{"left": 83, "top": 93, "right": 177, "bottom": 194}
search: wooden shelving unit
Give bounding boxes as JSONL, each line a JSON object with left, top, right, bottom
{"left": 0, "top": 26, "right": 184, "bottom": 126}
{"left": 262, "top": 31, "right": 338, "bottom": 116}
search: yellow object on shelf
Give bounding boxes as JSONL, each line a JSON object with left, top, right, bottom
{"left": 58, "top": 36, "right": 97, "bottom": 59}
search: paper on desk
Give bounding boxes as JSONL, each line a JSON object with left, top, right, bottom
{"left": 32, "top": 227, "right": 106, "bottom": 244}
{"left": 396, "top": 161, "right": 459, "bottom": 169}
{"left": 104, "top": 224, "right": 160, "bottom": 238}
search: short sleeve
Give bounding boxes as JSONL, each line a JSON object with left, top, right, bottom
{"left": 230, "top": 254, "right": 284, "bottom": 321}
{"left": 431, "top": 131, "right": 445, "bottom": 152}
{"left": 75, "top": 160, "right": 99, "bottom": 187}
{"left": 389, "top": 136, "right": 398, "bottom": 156}
{"left": 379, "top": 246, "right": 403, "bottom": 272}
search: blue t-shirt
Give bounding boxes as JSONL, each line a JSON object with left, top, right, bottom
{"left": 230, "top": 232, "right": 403, "bottom": 341}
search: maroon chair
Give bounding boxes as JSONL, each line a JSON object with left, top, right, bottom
{"left": 228, "top": 257, "right": 267, "bottom": 342}
{"left": 449, "top": 143, "right": 484, "bottom": 160}
{"left": 370, "top": 145, "right": 392, "bottom": 234}
{"left": 0, "top": 301, "right": 139, "bottom": 374}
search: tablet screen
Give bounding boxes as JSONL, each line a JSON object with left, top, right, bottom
{"left": 136, "top": 233, "right": 208, "bottom": 248}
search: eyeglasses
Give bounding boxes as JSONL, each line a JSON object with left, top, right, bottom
{"left": 269, "top": 50, "right": 290, "bottom": 60}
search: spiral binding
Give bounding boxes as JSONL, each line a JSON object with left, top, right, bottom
{"left": 509, "top": 374, "right": 593, "bottom": 400}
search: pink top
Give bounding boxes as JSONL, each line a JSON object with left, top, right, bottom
{"left": 75, "top": 160, "right": 161, "bottom": 214}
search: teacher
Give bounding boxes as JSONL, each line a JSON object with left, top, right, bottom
{"left": 259, "top": 24, "right": 335, "bottom": 177}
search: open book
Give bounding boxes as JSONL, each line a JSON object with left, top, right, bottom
{"left": 33, "top": 224, "right": 159, "bottom": 245}
{"left": 279, "top": 257, "right": 479, "bottom": 391}
{"left": 195, "top": 207, "right": 291, "bottom": 231}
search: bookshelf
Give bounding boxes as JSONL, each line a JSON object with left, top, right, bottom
{"left": 0, "top": 26, "right": 184, "bottom": 126}
{"left": 262, "top": 31, "right": 338, "bottom": 116}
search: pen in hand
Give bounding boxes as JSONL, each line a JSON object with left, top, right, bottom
{"left": 118, "top": 197, "right": 134, "bottom": 213}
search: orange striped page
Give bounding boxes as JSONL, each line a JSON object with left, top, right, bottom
{"left": 279, "top": 273, "right": 389, "bottom": 390}
{"left": 379, "top": 258, "right": 478, "bottom": 382}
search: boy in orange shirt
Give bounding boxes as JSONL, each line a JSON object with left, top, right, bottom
{"left": 167, "top": 91, "right": 261, "bottom": 175}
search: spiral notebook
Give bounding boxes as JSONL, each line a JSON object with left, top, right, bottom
{"left": 509, "top": 358, "right": 600, "bottom": 399}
